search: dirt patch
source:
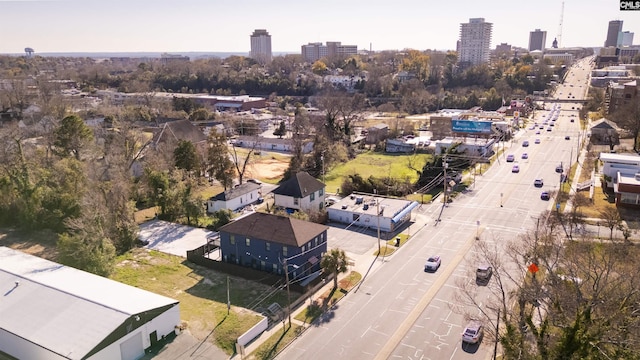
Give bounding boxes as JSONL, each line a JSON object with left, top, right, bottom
{"left": 0, "top": 228, "right": 59, "bottom": 260}
{"left": 245, "top": 156, "right": 290, "bottom": 181}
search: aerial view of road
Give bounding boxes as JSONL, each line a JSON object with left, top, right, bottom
{"left": 277, "top": 58, "right": 594, "bottom": 360}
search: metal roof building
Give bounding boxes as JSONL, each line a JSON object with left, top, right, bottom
{"left": 0, "top": 247, "right": 180, "bottom": 360}
{"left": 327, "top": 193, "right": 419, "bottom": 233}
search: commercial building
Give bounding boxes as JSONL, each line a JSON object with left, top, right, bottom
{"left": 528, "top": 29, "right": 547, "bottom": 52}
{"left": 605, "top": 20, "right": 623, "bottom": 47}
{"left": 599, "top": 152, "right": 640, "bottom": 208}
{"left": 250, "top": 29, "right": 272, "bottom": 64}
{"left": 301, "top": 41, "right": 357, "bottom": 62}
{"left": 618, "top": 31, "right": 634, "bottom": 47}
{"left": 459, "top": 18, "right": 493, "bottom": 66}
{"left": 327, "top": 194, "right": 418, "bottom": 234}
{"left": 0, "top": 247, "right": 180, "bottom": 360}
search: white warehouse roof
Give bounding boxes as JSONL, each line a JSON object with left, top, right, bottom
{"left": 0, "top": 247, "right": 179, "bottom": 359}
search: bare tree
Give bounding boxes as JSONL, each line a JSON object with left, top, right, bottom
{"left": 610, "top": 98, "right": 640, "bottom": 151}
{"left": 230, "top": 139, "right": 259, "bottom": 185}
{"left": 599, "top": 207, "right": 622, "bottom": 240}
{"left": 455, "top": 213, "right": 640, "bottom": 359}
{"left": 316, "top": 88, "right": 364, "bottom": 142}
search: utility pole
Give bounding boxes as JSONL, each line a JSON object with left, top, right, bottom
{"left": 376, "top": 199, "right": 382, "bottom": 257}
{"left": 283, "top": 258, "right": 292, "bottom": 331}
{"left": 321, "top": 151, "right": 326, "bottom": 185}
{"left": 443, "top": 155, "right": 448, "bottom": 205}
{"left": 227, "top": 276, "right": 230, "bottom": 315}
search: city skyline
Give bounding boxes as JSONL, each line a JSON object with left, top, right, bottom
{"left": 0, "top": 0, "right": 638, "bottom": 55}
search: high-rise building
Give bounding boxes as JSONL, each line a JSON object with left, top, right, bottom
{"left": 605, "top": 20, "right": 623, "bottom": 47}
{"left": 459, "top": 18, "right": 493, "bottom": 66}
{"left": 528, "top": 29, "right": 547, "bottom": 52}
{"left": 618, "top": 31, "right": 634, "bottom": 47}
{"left": 300, "top": 41, "right": 357, "bottom": 62}
{"left": 250, "top": 29, "right": 272, "bottom": 64}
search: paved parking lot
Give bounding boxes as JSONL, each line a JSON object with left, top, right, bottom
{"left": 326, "top": 222, "right": 380, "bottom": 255}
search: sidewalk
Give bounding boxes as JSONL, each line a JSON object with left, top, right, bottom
{"left": 237, "top": 211, "right": 430, "bottom": 358}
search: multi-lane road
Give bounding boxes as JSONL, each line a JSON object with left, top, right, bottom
{"left": 277, "top": 57, "right": 594, "bottom": 360}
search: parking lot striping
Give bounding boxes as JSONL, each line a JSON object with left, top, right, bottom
{"left": 374, "top": 230, "right": 479, "bottom": 360}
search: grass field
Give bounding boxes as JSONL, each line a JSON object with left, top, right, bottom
{"left": 324, "top": 152, "right": 431, "bottom": 193}
{"left": 111, "top": 249, "right": 290, "bottom": 355}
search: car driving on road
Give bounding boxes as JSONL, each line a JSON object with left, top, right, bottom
{"left": 476, "top": 264, "right": 493, "bottom": 283}
{"left": 506, "top": 154, "right": 515, "bottom": 162}
{"left": 424, "top": 256, "right": 441, "bottom": 272}
{"left": 461, "top": 321, "right": 484, "bottom": 344}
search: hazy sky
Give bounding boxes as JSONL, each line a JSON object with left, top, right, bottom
{"left": 1, "top": 0, "right": 638, "bottom": 54}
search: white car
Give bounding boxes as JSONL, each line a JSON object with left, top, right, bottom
{"left": 461, "top": 320, "right": 484, "bottom": 344}
{"left": 424, "top": 256, "right": 441, "bottom": 272}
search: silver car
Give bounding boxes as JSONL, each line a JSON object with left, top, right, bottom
{"left": 461, "top": 321, "right": 484, "bottom": 344}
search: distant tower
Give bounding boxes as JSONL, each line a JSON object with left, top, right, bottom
{"left": 556, "top": 1, "right": 564, "bottom": 48}
{"left": 605, "top": 20, "right": 623, "bottom": 47}
{"left": 528, "top": 29, "right": 547, "bottom": 52}
{"left": 458, "top": 18, "right": 493, "bottom": 66}
{"left": 552, "top": 38, "right": 558, "bottom": 49}
{"left": 25, "top": 47, "right": 34, "bottom": 58}
{"left": 250, "top": 29, "right": 272, "bottom": 64}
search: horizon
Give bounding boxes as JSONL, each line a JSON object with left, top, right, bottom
{"left": 0, "top": 0, "right": 637, "bottom": 54}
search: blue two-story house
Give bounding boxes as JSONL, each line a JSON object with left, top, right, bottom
{"left": 218, "top": 212, "right": 329, "bottom": 280}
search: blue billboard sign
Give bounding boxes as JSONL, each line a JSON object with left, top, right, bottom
{"left": 451, "top": 120, "right": 493, "bottom": 134}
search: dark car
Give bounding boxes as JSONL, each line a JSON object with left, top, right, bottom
{"left": 476, "top": 265, "right": 493, "bottom": 283}
{"left": 534, "top": 179, "right": 544, "bottom": 187}
{"left": 565, "top": 135, "right": 570, "bottom": 140}
{"left": 555, "top": 165, "right": 564, "bottom": 173}
{"left": 541, "top": 191, "right": 550, "bottom": 200}
{"left": 522, "top": 140, "right": 529, "bottom": 147}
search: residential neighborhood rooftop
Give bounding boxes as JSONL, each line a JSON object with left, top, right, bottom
{"left": 219, "top": 212, "right": 329, "bottom": 247}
